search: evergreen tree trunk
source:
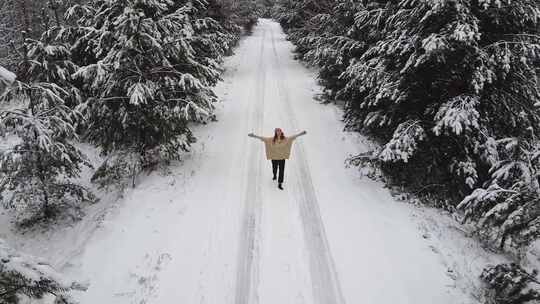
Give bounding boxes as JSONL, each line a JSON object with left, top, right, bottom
{"left": 19, "top": 0, "right": 31, "bottom": 35}
{"left": 48, "top": 0, "right": 61, "bottom": 27}
{"left": 37, "top": 158, "right": 52, "bottom": 218}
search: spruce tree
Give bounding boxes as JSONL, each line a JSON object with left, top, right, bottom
{"left": 62, "top": 0, "right": 228, "bottom": 185}
{"left": 297, "top": 0, "right": 365, "bottom": 99}
{"left": 274, "top": 0, "right": 333, "bottom": 56}
{"left": 0, "top": 39, "right": 93, "bottom": 224}
{"left": 207, "top": 0, "right": 262, "bottom": 36}
{"left": 338, "top": 0, "right": 540, "bottom": 249}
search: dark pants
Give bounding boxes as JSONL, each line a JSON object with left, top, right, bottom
{"left": 271, "top": 159, "right": 286, "bottom": 183}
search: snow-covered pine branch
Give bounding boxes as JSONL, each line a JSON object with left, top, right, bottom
{"left": 0, "top": 238, "right": 81, "bottom": 303}
{"left": 457, "top": 139, "right": 540, "bottom": 249}
{"left": 378, "top": 119, "right": 426, "bottom": 164}
{"left": 433, "top": 95, "right": 480, "bottom": 137}
{"left": 56, "top": 0, "right": 243, "bottom": 186}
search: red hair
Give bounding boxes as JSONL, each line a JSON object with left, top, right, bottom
{"left": 273, "top": 128, "right": 285, "bottom": 143}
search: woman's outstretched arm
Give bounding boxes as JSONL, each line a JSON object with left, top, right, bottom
{"left": 248, "top": 133, "right": 265, "bottom": 140}
{"left": 290, "top": 130, "right": 307, "bottom": 140}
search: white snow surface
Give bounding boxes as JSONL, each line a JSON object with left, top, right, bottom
{"left": 0, "top": 19, "right": 515, "bottom": 304}
{"left": 0, "top": 65, "right": 16, "bottom": 93}
{"left": 0, "top": 65, "right": 16, "bottom": 85}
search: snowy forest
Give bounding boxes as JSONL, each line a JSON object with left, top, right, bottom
{"left": 273, "top": 0, "right": 540, "bottom": 301}
{"left": 1, "top": 0, "right": 539, "bottom": 303}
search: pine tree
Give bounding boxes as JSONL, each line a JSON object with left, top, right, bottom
{"left": 273, "top": 0, "right": 331, "bottom": 35}
{"left": 0, "top": 0, "right": 74, "bottom": 70}
{"left": 233, "top": 0, "right": 263, "bottom": 33}
{"left": 61, "top": 0, "right": 229, "bottom": 185}
{"left": 187, "top": 0, "right": 240, "bottom": 66}
{"left": 457, "top": 138, "right": 540, "bottom": 250}
{"left": 207, "top": 0, "right": 262, "bottom": 35}
{"left": 0, "top": 40, "right": 93, "bottom": 224}
{"left": 338, "top": 0, "right": 540, "bottom": 249}
{"left": 341, "top": 0, "right": 539, "bottom": 178}
{"left": 297, "top": 0, "right": 365, "bottom": 99}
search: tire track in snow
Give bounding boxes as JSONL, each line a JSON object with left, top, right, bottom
{"left": 235, "top": 27, "right": 267, "bottom": 304}
{"left": 192, "top": 26, "right": 253, "bottom": 304}
{"left": 268, "top": 22, "right": 346, "bottom": 304}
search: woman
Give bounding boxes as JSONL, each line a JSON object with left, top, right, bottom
{"left": 248, "top": 128, "right": 307, "bottom": 190}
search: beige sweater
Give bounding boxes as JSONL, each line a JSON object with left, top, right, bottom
{"left": 253, "top": 132, "right": 304, "bottom": 160}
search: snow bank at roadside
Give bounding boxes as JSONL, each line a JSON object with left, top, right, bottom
{"left": 0, "top": 143, "right": 124, "bottom": 270}
{"left": 409, "top": 205, "right": 508, "bottom": 298}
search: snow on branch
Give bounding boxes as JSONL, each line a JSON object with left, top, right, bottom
{"left": 433, "top": 95, "right": 480, "bottom": 136}
{"left": 379, "top": 119, "right": 426, "bottom": 163}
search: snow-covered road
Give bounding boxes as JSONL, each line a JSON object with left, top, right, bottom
{"left": 70, "top": 19, "right": 475, "bottom": 304}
